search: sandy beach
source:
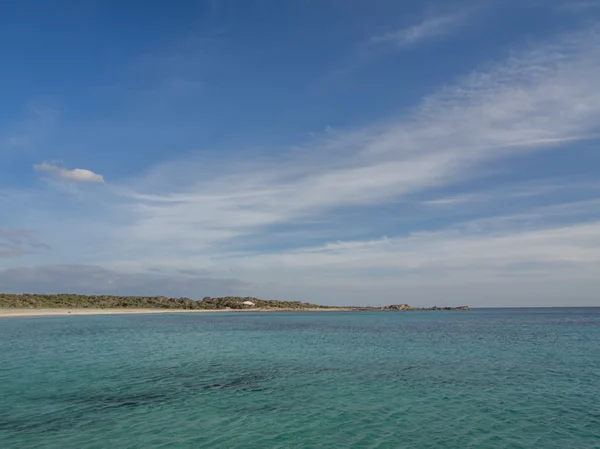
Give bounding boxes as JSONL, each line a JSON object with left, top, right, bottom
{"left": 0, "top": 308, "right": 355, "bottom": 318}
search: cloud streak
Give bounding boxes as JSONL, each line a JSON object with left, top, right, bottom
{"left": 34, "top": 163, "right": 105, "bottom": 183}
{"left": 114, "top": 27, "right": 600, "bottom": 254}
{"left": 0, "top": 265, "right": 249, "bottom": 298}
{"left": 0, "top": 228, "right": 49, "bottom": 258}
{"left": 370, "top": 12, "right": 466, "bottom": 47}
{"left": 236, "top": 219, "right": 600, "bottom": 279}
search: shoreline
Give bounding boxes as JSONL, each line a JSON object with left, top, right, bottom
{"left": 0, "top": 307, "right": 357, "bottom": 318}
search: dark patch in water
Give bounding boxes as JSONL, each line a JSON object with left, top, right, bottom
{"left": 199, "top": 370, "right": 271, "bottom": 392}
{"left": 2, "top": 364, "right": 326, "bottom": 436}
{"left": 95, "top": 391, "right": 173, "bottom": 408}
{"left": 0, "top": 412, "right": 78, "bottom": 434}
{"left": 33, "top": 389, "right": 174, "bottom": 409}
{"left": 1, "top": 391, "right": 178, "bottom": 435}
{"left": 237, "top": 403, "right": 294, "bottom": 414}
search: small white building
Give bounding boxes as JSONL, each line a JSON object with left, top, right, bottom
{"left": 242, "top": 301, "right": 255, "bottom": 307}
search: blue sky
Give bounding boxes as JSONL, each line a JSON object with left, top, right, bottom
{"left": 1, "top": 0, "right": 600, "bottom": 306}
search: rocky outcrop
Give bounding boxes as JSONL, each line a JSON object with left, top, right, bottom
{"left": 384, "top": 304, "right": 414, "bottom": 310}
{"left": 383, "top": 304, "right": 470, "bottom": 311}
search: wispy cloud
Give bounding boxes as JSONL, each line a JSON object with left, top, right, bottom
{"left": 91, "top": 198, "right": 600, "bottom": 306}
{"left": 111, "top": 27, "right": 600, "bottom": 255}
{"left": 0, "top": 228, "right": 49, "bottom": 258}
{"left": 232, "top": 219, "right": 600, "bottom": 282}
{"left": 370, "top": 12, "right": 466, "bottom": 47}
{"left": 0, "top": 264, "right": 248, "bottom": 297}
{"left": 421, "top": 179, "right": 600, "bottom": 207}
{"left": 558, "top": 0, "right": 600, "bottom": 12}
{"left": 34, "top": 163, "right": 105, "bottom": 183}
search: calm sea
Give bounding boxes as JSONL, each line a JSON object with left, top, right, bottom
{"left": 0, "top": 309, "right": 599, "bottom": 448}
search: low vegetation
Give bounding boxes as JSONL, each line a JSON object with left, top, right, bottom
{"left": 0, "top": 293, "right": 329, "bottom": 310}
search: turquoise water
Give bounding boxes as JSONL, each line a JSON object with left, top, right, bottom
{"left": 1, "top": 309, "right": 599, "bottom": 448}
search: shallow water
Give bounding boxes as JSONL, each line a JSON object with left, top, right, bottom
{"left": 1, "top": 309, "right": 599, "bottom": 448}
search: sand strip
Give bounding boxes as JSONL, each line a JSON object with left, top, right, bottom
{"left": 0, "top": 308, "right": 355, "bottom": 318}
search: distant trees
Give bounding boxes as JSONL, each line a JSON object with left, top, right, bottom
{"left": 0, "top": 293, "right": 328, "bottom": 310}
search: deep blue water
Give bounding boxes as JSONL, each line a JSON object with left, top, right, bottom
{"left": 1, "top": 308, "right": 599, "bottom": 448}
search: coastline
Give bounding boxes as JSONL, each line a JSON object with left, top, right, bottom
{"left": 1, "top": 294, "right": 470, "bottom": 315}
{"left": 0, "top": 307, "right": 357, "bottom": 318}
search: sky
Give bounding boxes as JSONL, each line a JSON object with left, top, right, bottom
{"left": 1, "top": 0, "right": 600, "bottom": 307}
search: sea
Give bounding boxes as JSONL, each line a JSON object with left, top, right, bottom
{"left": 0, "top": 308, "right": 598, "bottom": 448}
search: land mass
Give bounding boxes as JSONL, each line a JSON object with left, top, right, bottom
{"left": 0, "top": 293, "right": 469, "bottom": 317}
{"left": 0, "top": 294, "right": 330, "bottom": 310}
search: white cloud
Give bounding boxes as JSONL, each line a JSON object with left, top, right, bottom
{"left": 34, "top": 163, "right": 105, "bottom": 183}
{"left": 370, "top": 12, "right": 466, "bottom": 47}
